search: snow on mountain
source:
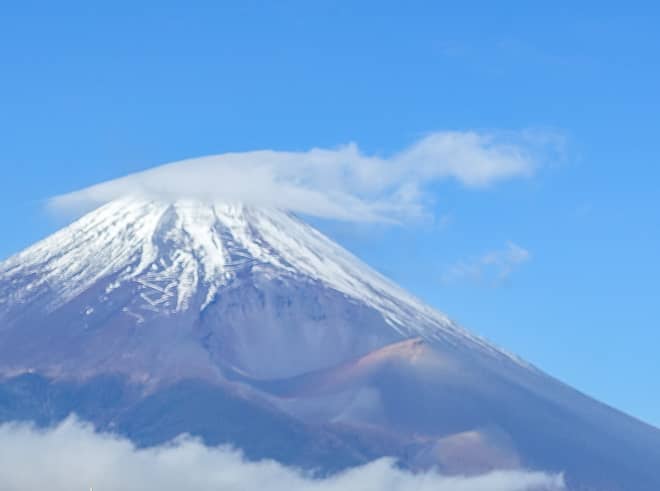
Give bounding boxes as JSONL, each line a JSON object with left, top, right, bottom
{"left": 1, "top": 197, "right": 660, "bottom": 491}
{"left": 0, "top": 197, "right": 524, "bottom": 375}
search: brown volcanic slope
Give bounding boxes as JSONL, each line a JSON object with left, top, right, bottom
{"left": 0, "top": 198, "right": 659, "bottom": 490}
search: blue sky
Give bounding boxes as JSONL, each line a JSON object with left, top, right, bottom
{"left": 1, "top": 2, "right": 658, "bottom": 426}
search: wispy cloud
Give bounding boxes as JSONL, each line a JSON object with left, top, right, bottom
{"left": 443, "top": 242, "right": 531, "bottom": 286}
{"left": 0, "top": 417, "right": 564, "bottom": 491}
{"left": 50, "top": 130, "right": 557, "bottom": 223}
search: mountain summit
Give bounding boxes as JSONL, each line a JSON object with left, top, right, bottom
{"left": 0, "top": 198, "right": 659, "bottom": 490}
{"left": 0, "top": 198, "right": 513, "bottom": 381}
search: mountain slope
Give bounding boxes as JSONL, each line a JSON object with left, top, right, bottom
{"left": 0, "top": 198, "right": 521, "bottom": 381}
{"left": 0, "top": 198, "right": 659, "bottom": 490}
{"left": 241, "top": 337, "right": 660, "bottom": 489}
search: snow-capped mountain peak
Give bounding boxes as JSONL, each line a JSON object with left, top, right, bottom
{"left": 0, "top": 197, "right": 524, "bottom": 380}
{"left": 2, "top": 197, "right": 660, "bottom": 491}
{"left": 2, "top": 198, "right": 428, "bottom": 322}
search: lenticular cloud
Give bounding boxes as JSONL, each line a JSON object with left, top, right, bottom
{"left": 0, "top": 417, "right": 564, "bottom": 491}
{"left": 50, "top": 130, "right": 555, "bottom": 222}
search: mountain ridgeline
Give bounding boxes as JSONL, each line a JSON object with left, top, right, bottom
{"left": 0, "top": 198, "right": 658, "bottom": 490}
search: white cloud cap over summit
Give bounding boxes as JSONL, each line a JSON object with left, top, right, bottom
{"left": 51, "top": 130, "right": 556, "bottom": 222}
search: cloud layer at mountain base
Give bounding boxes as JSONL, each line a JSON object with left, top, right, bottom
{"left": 0, "top": 417, "right": 564, "bottom": 491}
{"left": 50, "top": 130, "right": 560, "bottom": 222}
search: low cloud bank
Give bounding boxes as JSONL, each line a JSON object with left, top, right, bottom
{"left": 50, "top": 130, "right": 559, "bottom": 222}
{"left": 0, "top": 417, "right": 564, "bottom": 491}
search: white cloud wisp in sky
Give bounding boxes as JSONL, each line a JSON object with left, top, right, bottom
{"left": 443, "top": 242, "right": 531, "bottom": 286}
{"left": 50, "top": 131, "right": 553, "bottom": 222}
{"left": 0, "top": 417, "right": 565, "bottom": 491}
